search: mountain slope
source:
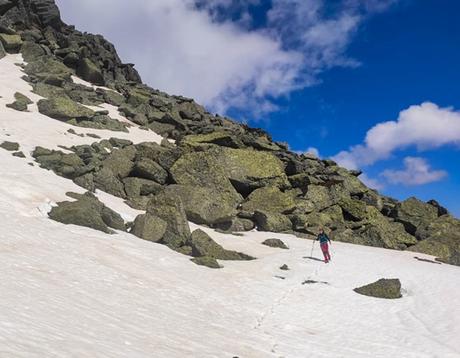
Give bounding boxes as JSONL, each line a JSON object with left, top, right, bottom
{"left": 0, "top": 2, "right": 460, "bottom": 357}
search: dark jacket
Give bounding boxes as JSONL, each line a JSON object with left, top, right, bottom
{"left": 316, "top": 233, "right": 331, "bottom": 244}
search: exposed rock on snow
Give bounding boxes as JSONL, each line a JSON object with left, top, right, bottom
{"left": 354, "top": 278, "right": 402, "bottom": 299}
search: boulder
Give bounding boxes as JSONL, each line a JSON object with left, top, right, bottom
{"left": 93, "top": 167, "right": 126, "bottom": 198}
{"left": 391, "top": 197, "right": 438, "bottom": 236}
{"left": 188, "top": 229, "right": 254, "bottom": 260}
{"left": 163, "top": 185, "right": 237, "bottom": 225}
{"left": 76, "top": 58, "right": 104, "bottom": 86}
{"left": 241, "top": 186, "right": 296, "bottom": 214}
{"left": 254, "top": 211, "right": 292, "bottom": 233}
{"left": 0, "top": 141, "right": 19, "bottom": 151}
{"left": 123, "top": 177, "right": 163, "bottom": 198}
{"left": 131, "top": 213, "right": 167, "bottom": 243}
{"left": 280, "top": 264, "right": 289, "bottom": 270}
{"left": 0, "top": 40, "right": 5, "bottom": 59}
{"left": 180, "top": 131, "right": 243, "bottom": 149}
{"left": 0, "top": 33, "right": 22, "bottom": 53}
{"left": 24, "top": 56, "right": 72, "bottom": 85}
{"left": 37, "top": 96, "right": 95, "bottom": 121}
{"left": 147, "top": 191, "right": 191, "bottom": 249}
{"left": 20, "top": 41, "right": 46, "bottom": 62}
{"left": 354, "top": 278, "right": 402, "bottom": 299}
{"left": 49, "top": 192, "right": 125, "bottom": 234}
{"left": 217, "top": 148, "right": 290, "bottom": 194}
{"left": 262, "top": 239, "right": 288, "bottom": 249}
{"left": 102, "top": 147, "right": 136, "bottom": 178}
{"left": 131, "top": 158, "right": 168, "bottom": 184}
{"left": 339, "top": 197, "right": 367, "bottom": 222}
{"left": 305, "top": 185, "right": 334, "bottom": 211}
{"left": 215, "top": 218, "right": 255, "bottom": 232}
{"left": 408, "top": 215, "right": 460, "bottom": 266}
{"left": 6, "top": 92, "right": 33, "bottom": 112}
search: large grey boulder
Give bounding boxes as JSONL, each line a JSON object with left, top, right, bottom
{"left": 354, "top": 279, "right": 402, "bottom": 299}
{"left": 147, "top": 191, "right": 191, "bottom": 249}
{"left": 77, "top": 58, "right": 104, "bottom": 85}
{"left": 131, "top": 158, "right": 168, "bottom": 184}
{"left": 241, "top": 186, "right": 296, "bottom": 214}
{"left": 254, "top": 211, "right": 292, "bottom": 233}
{"left": 131, "top": 213, "right": 167, "bottom": 243}
{"left": 163, "top": 185, "right": 237, "bottom": 226}
{"left": 37, "top": 96, "right": 95, "bottom": 121}
{"left": 188, "top": 229, "right": 254, "bottom": 261}
{"left": 391, "top": 197, "right": 439, "bottom": 236}
{"left": 49, "top": 192, "right": 125, "bottom": 234}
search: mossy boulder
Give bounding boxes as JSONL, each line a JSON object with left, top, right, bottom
{"left": 33, "top": 148, "right": 87, "bottom": 179}
{"left": 6, "top": 92, "right": 33, "bottom": 112}
{"left": 37, "top": 96, "right": 95, "bottom": 121}
{"left": 76, "top": 58, "right": 104, "bottom": 85}
{"left": 163, "top": 185, "right": 237, "bottom": 225}
{"left": 0, "top": 40, "right": 5, "bottom": 59}
{"left": 131, "top": 158, "right": 168, "bottom": 184}
{"left": 218, "top": 148, "right": 290, "bottom": 193}
{"left": 131, "top": 213, "right": 167, "bottom": 242}
{"left": 0, "top": 141, "right": 20, "bottom": 151}
{"left": 123, "top": 177, "right": 163, "bottom": 198}
{"left": 20, "top": 41, "right": 46, "bottom": 62}
{"left": 49, "top": 192, "right": 125, "bottom": 234}
{"left": 215, "top": 218, "right": 255, "bottom": 232}
{"left": 262, "top": 239, "right": 288, "bottom": 249}
{"left": 254, "top": 211, "right": 292, "bottom": 232}
{"left": 24, "top": 56, "right": 72, "bottom": 85}
{"left": 180, "top": 131, "right": 243, "bottom": 149}
{"left": 408, "top": 215, "right": 460, "bottom": 266}
{"left": 147, "top": 191, "right": 191, "bottom": 249}
{"left": 354, "top": 278, "right": 402, "bottom": 299}
{"left": 305, "top": 185, "right": 334, "bottom": 211}
{"left": 0, "top": 33, "right": 22, "bottom": 53}
{"left": 93, "top": 167, "right": 126, "bottom": 198}
{"left": 241, "top": 186, "right": 296, "bottom": 214}
{"left": 102, "top": 147, "right": 136, "bottom": 179}
{"left": 339, "top": 197, "right": 368, "bottom": 221}
{"left": 188, "top": 229, "right": 254, "bottom": 260}
{"left": 391, "top": 197, "right": 439, "bottom": 236}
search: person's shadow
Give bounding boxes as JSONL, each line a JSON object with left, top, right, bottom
{"left": 303, "top": 256, "right": 324, "bottom": 262}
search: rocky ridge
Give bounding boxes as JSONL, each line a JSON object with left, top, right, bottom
{"left": 1, "top": 0, "right": 459, "bottom": 266}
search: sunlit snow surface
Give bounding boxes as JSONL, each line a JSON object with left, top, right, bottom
{"left": 1, "top": 54, "right": 459, "bottom": 358}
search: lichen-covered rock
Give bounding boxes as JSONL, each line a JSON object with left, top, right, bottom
{"left": 20, "top": 41, "right": 46, "bottom": 62}
{"left": 180, "top": 131, "right": 243, "bottom": 149}
{"left": 0, "top": 33, "right": 22, "bottom": 53}
{"left": 102, "top": 147, "right": 136, "bottom": 179}
{"left": 408, "top": 215, "right": 460, "bottom": 266}
{"left": 37, "top": 96, "right": 95, "bottom": 121}
{"left": 391, "top": 197, "right": 439, "bottom": 236}
{"left": 241, "top": 186, "right": 296, "bottom": 214}
{"left": 215, "top": 217, "right": 255, "bottom": 232}
{"left": 123, "top": 177, "right": 162, "bottom": 198}
{"left": 305, "top": 185, "right": 334, "bottom": 211}
{"left": 6, "top": 92, "right": 33, "bottom": 112}
{"left": 147, "top": 191, "right": 191, "bottom": 249}
{"left": 354, "top": 278, "right": 402, "bottom": 299}
{"left": 254, "top": 211, "right": 292, "bottom": 232}
{"left": 131, "top": 158, "right": 168, "bottom": 184}
{"left": 262, "top": 239, "right": 288, "bottom": 249}
{"left": 218, "top": 148, "right": 290, "bottom": 193}
{"left": 48, "top": 192, "right": 125, "bottom": 234}
{"left": 131, "top": 213, "right": 167, "bottom": 243}
{"left": 163, "top": 185, "right": 238, "bottom": 225}
{"left": 339, "top": 197, "right": 367, "bottom": 221}
{"left": 77, "top": 58, "right": 104, "bottom": 85}
{"left": 0, "top": 141, "right": 19, "bottom": 151}
{"left": 24, "top": 56, "right": 72, "bottom": 85}
{"left": 93, "top": 167, "right": 126, "bottom": 198}
{"left": 0, "top": 40, "right": 5, "bottom": 59}
{"left": 188, "top": 229, "right": 254, "bottom": 260}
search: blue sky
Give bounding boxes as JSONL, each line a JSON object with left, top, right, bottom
{"left": 56, "top": 0, "right": 459, "bottom": 217}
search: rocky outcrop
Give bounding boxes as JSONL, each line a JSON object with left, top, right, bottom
{"left": 262, "top": 239, "right": 288, "bottom": 249}
{"left": 354, "top": 278, "right": 402, "bottom": 299}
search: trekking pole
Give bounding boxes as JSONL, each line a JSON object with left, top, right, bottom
{"left": 310, "top": 239, "right": 315, "bottom": 257}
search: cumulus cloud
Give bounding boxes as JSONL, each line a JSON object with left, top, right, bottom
{"left": 381, "top": 157, "right": 447, "bottom": 186}
{"left": 333, "top": 102, "right": 460, "bottom": 170}
{"left": 55, "top": 0, "right": 395, "bottom": 116}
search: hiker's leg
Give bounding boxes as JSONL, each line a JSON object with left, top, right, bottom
{"left": 320, "top": 244, "right": 328, "bottom": 262}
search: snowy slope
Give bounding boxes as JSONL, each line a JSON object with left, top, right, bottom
{"left": 1, "top": 54, "right": 460, "bottom": 358}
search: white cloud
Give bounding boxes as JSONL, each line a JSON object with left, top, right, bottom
{"left": 55, "top": 0, "right": 394, "bottom": 116}
{"left": 359, "top": 173, "right": 384, "bottom": 190}
{"left": 333, "top": 102, "right": 460, "bottom": 169}
{"left": 381, "top": 157, "right": 447, "bottom": 186}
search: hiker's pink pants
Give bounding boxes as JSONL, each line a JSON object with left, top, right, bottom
{"left": 320, "top": 243, "right": 331, "bottom": 262}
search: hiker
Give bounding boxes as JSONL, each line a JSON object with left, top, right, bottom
{"left": 316, "top": 228, "right": 331, "bottom": 263}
